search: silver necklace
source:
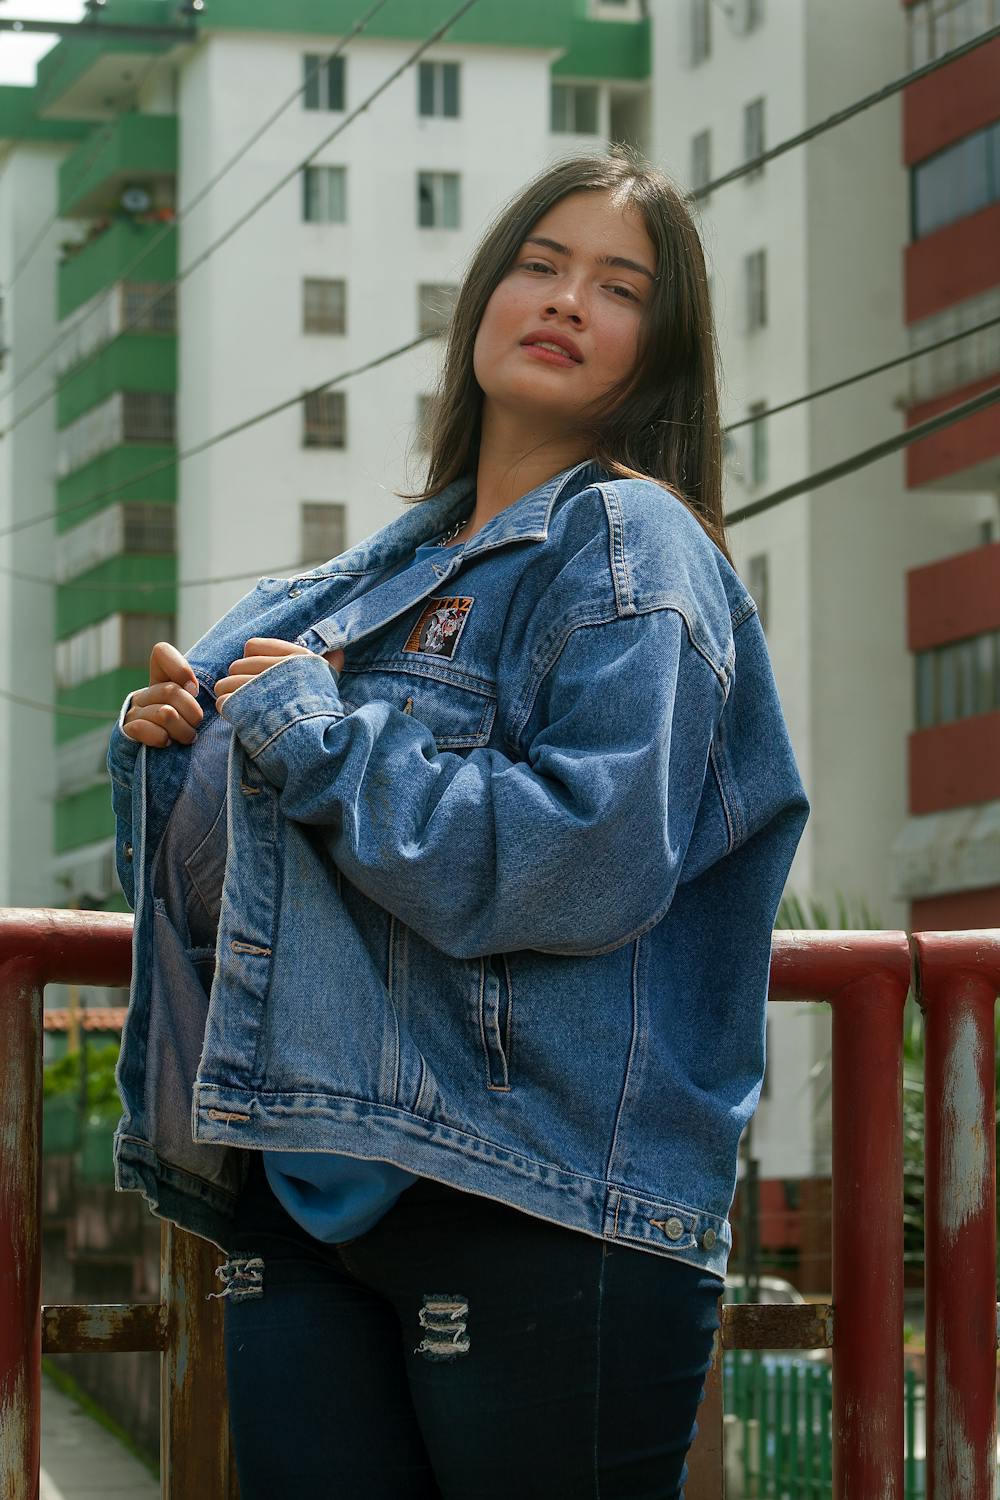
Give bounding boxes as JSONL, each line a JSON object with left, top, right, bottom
{"left": 438, "top": 513, "right": 470, "bottom": 546}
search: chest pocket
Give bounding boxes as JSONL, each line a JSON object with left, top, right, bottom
{"left": 336, "top": 661, "right": 496, "bottom": 750}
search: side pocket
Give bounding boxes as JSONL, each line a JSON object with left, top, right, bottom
{"left": 478, "top": 952, "right": 513, "bottom": 1092}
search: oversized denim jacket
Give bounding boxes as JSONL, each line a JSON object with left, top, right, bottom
{"left": 106, "top": 459, "right": 810, "bottom": 1277}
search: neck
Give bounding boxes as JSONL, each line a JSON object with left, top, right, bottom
{"left": 462, "top": 406, "right": 588, "bottom": 540}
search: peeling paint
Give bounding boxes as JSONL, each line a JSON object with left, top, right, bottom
{"left": 940, "top": 1010, "right": 989, "bottom": 1242}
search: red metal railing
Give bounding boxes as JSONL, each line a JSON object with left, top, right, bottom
{"left": 1, "top": 910, "right": 998, "bottom": 1499}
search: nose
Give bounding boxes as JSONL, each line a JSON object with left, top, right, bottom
{"left": 543, "top": 281, "right": 587, "bottom": 324}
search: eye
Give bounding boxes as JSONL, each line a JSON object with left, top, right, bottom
{"left": 520, "top": 261, "right": 640, "bottom": 303}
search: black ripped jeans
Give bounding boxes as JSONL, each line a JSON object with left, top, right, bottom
{"left": 221, "top": 1150, "right": 724, "bottom": 1499}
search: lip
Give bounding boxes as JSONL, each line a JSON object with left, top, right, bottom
{"left": 519, "top": 330, "right": 583, "bottom": 363}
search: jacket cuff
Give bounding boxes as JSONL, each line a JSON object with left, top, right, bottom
{"left": 218, "top": 652, "right": 346, "bottom": 758}
{"left": 106, "top": 691, "right": 141, "bottom": 785}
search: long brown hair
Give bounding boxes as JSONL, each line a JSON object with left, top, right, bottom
{"left": 397, "top": 144, "right": 732, "bottom": 568}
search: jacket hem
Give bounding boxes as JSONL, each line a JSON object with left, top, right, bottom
{"left": 189, "top": 1084, "right": 732, "bottom": 1277}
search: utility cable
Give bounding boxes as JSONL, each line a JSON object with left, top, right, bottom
{"left": 0, "top": 0, "right": 390, "bottom": 396}
{"left": 726, "top": 379, "right": 1000, "bottom": 526}
{"left": 693, "top": 22, "right": 1000, "bottom": 199}
{"left": 0, "top": 328, "right": 438, "bottom": 542}
{"left": 3, "top": 9, "right": 989, "bottom": 425}
{"left": 0, "top": 0, "right": 480, "bottom": 432}
{"left": 3, "top": 304, "right": 997, "bottom": 579}
{"left": 5, "top": 381, "right": 999, "bottom": 722}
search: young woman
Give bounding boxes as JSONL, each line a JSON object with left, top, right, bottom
{"left": 114, "top": 146, "right": 809, "bottom": 1497}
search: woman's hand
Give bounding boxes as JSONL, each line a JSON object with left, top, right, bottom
{"left": 122, "top": 642, "right": 205, "bottom": 748}
{"left": 215, "top": 638, "right": 345, "bottom": 714}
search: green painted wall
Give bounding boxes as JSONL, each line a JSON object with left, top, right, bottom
{"left": 0, "top": 85, "right": 88, "bottom": 143}
{"left": 57, "top": 334, "right": 176, "bottom": 428}
{"left": 58, "top": 221, "right": 177, "bottom": 320}
{"left": 553, "top": 17, "right": 649, "bottom": 79}
{"left": 55, "top": 666, "right": 151, "bottom": 746}
{"left": 35, "top": 13, "right": 176, "bottom": 116}
{"left": 57, "top": 445, "right": 176, "bottom": 532}
{"left": 55, "top": 781, "right": 116, "bottom": 853}
{"left": 59, "top": 113, "right": 177, "bottom": 218}
{"left": 57, "top": 553, "right": 176, "bottom": 638}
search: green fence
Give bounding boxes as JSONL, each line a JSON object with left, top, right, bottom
{"left": 723, "top": 1353, "right": 927, "bottom": 1498}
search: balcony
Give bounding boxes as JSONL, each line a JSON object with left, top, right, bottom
{"left": 59, "top": 220, "right": 176, "bottom": 324}
{"left": 58, "top": 113, "right": 177, "bottom": 219}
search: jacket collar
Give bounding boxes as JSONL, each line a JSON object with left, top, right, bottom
{"left": 299, "top": 459, "right": 608, "bottom": 577}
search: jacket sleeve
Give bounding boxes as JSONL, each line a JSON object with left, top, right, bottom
{"left": 218, "top": 604, "right": 729, "bottom": 959}
{"left": 106, "top": 691, "right": 142, "bottom": 911}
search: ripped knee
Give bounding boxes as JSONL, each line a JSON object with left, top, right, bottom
{"left": 207, "top": 1252, "right": 264, "bottom": 1302}
{"left": 414, "top": 1293, "right": 470, "bottom": 1361}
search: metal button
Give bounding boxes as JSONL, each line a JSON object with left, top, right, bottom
{"left": 288, "top": 588, "right": 302, "bottom": 598}
{"left": 663, "top": 1216, "right": 684, "bottom": 1241}
{"left": 701, "top": 1228, "right": 717, "bottom": 1250}
{"left": 123, "top": 842, "right": 133, "bottom": 861}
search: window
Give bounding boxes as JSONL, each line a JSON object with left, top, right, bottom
{"left": 911, "top": 121, "right": 1000, "bottom": 239}
{"left": 55, "top": 502, "right": 175, "bottom": 583}
{"left": 690, "top": 0, "right": 711, "bottom": 64}
{"left": 734, "top": 0, "right": 764, "bottom": 32}
{"left": 418, "top": 60, "right": 460, "bottom": 118}
{"left": 417, "top": 282, "right": 458, "bottom": 335}
{"left": 745, "top": 249, "right": 767, "bottom": 332}
{"left": 551, "top": 83, "right": 600, "bottom": 135}
{"left": 748, "top": 399, "right": 769, "bottom": 485}
{"left": 303, "top": 277, "right": 346, "bottom": 334}
{"left": 122, "top": 281, "right": 176, "bottom": 333}
{"left": 302, "top": 165, "right": 347, "bottom": 224}
{"left": 746, "top": 553, "right": 769, "bottom": 633}
{"left": 417, "top": 171, "right": 460, "bottom": 229}
{"left": 743, "top": 98, "right": 765, "bottom": 178}
{"left": 690, "top": 129, "right": 711, "bottom": 202}
{"left": 57, "top": 725, "right": 117, "bottom": 797}
{"left": 57, "top": 392, "right": 175, "bottom": 477}
{"left": 907, "top": 287, "right": 1000, "bottom": 405}
{"left": 122, "top": 391, "right": 174, "bottom": 443}
{"left": 55, "top": 613, "right": 173, "bottom": 690}
{"left": 303, "top": 53, "right": 345, "bottom": 111}
{"left": 303, "top": 389, "right": 346, "bottom": 447}
{"left": 907, "top": 0, "right": 998, "bottom": 68}
{"left": 415, "top": 394, "right": 440, "bottom": 451}
{"left": 914, "top": 629, "right": 1000, "bottom": 728}
{"left": 300, "top": 502, "right": 347, "bottom": 566}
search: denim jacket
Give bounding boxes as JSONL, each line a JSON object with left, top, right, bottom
{"left": 106, "top": 459, "right": 809, "bottom": 1277}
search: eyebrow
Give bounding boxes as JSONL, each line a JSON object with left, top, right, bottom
{"left": 522, "top": 235, "right": 657, "bottom": 283}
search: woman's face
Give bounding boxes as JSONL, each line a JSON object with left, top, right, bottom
{"left": 472, "top": 188, "right": 656, "bottom": 434}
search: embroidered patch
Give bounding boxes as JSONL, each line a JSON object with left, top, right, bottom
{"left": 403, "top": 596, "right": 474, "bottom": 660}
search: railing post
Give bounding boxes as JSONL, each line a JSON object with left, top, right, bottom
{"left": 0, "top": 954, "right": 44, "bottom": 1500}
{"left": 914, "top": 932, "right": 1000, "bottom": 1500}
{"left": 160, "top": 1219, "right": 241, "bottom": 1499}
{"left": 830, "top": 968, "right": 907, "bottom": 1497}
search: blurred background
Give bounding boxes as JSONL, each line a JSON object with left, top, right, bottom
{"left": 1, "top": 0, "right": 998, "bottom": 1492}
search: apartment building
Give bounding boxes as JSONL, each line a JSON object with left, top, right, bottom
{"left": 0, "top": 0, "right": 649, "bottom": 921}
{"left": 648, "top": 0, "right": 997, "bottom": 1281}
{"left": 890, "top": 0, "right": 1000, "bottom": 930}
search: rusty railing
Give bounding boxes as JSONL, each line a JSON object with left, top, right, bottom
{"left": 1, "top": 909, "right": 998, "bottom": 1499}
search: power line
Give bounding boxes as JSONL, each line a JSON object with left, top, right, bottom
{"left": 0, "top": 0, "right": 480, "bottom": 432}
{"left": 2, "top": 51, "right": 170, "bottom": 297}
{"left": 6, "top": 9, "right": 992, "bottom": 427}
{"left": 726, "top": 380, "right": 1000, "bottom": 526}
{"left": 3, "top": 301, "right": 997, "bottom": 578}
{"left": 0, "top": 328, "right": 439, "bottom": 542}
{"left": 0, "top": 0, "right": 392, "bottom": 401}
{"left": 693, "top": 22, "right": 1000, "bottom": 199}
{"left": 5, "top": 383, "right": 998, "bottom": 723}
